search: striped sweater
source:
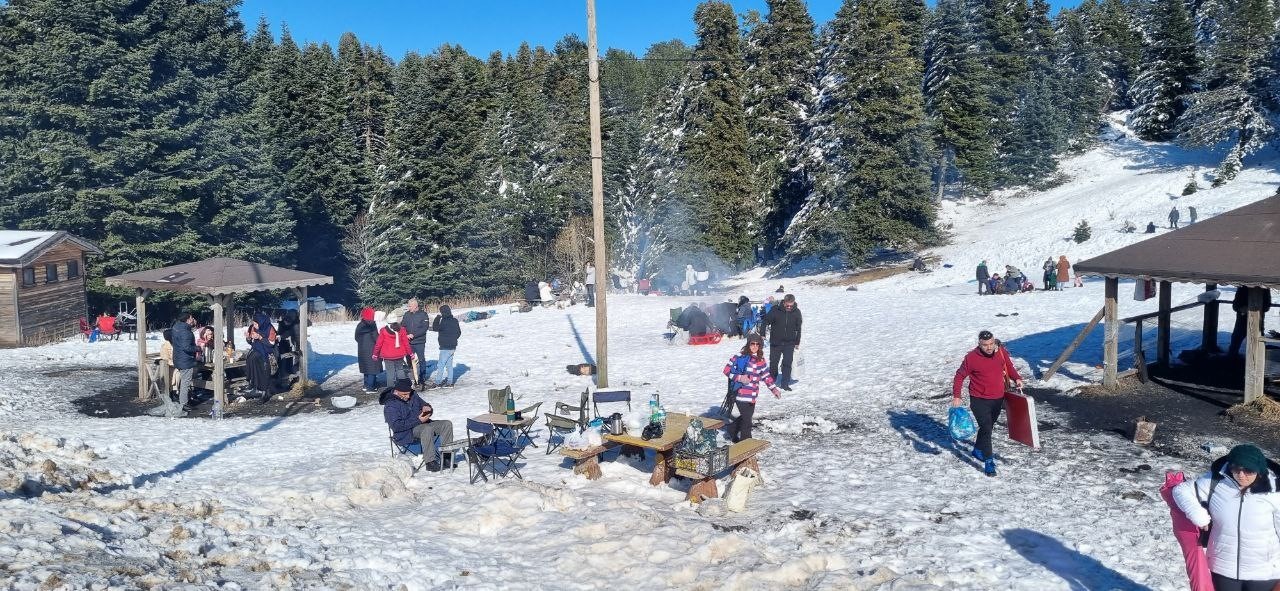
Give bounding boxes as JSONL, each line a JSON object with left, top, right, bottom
{"left": 723, "top": 354, "right": 776, "bottom": 404}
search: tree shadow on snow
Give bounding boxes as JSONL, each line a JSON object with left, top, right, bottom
{"left": 566, "top": 314, "right": 599, "bottom": 386}
{"left": 1003, "top": 528, "right": 1149, "bottom": 591}
{"left": 886, "top": 410, "right": 982, "bottom": 470}
{"left": 94, "top": 415, "right": 289, "bottom": 494}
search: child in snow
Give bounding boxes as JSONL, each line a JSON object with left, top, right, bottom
{"left": 722, "top": 334, "right": 781, "bottom": 442}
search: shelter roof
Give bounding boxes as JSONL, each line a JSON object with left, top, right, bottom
{"left": 104, "top": 257, "right": 332, "bottom": 295}
{"left": 1074, "top": 195, "right": 1280, "bottom": 288}
{"left": 0, "top": 230, "right": 103, "bottom": 267}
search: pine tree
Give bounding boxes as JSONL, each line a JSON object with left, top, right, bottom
{"left": 744, "top": 0, "right": 818, "bottom": 262}
{"left": 985, "top": 0, "right": 1031, "bottom": 186}
{"left": 1129, "top": 0, "right": 1199, "bottom": 140}
{"left": 679, "top": 1, "right": 755, "bottom": 267}
{"left": 1084, "top": 0, "right": 1143, "bottom": 110}
{"left": 1054, "top": 8, "right": 1109, "bottom": 149}
{"left": 1178, "top": 0, "right": 1276, "bottom": 184}
{"left": 923, "top": 0, "right": 998, "bottom": 195}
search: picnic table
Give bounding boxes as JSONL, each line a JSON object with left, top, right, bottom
{"left": 471, "top": 412, "right": 539, "bottom": 448}
{"left": 603, "top": 412, "right": 724, "bottom": 486}
{"left": 675, "top": 438, "right": 770, "bottom": 504}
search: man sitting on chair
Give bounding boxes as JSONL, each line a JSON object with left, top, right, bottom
{"left": 381, "top": 378, "right": 454, "bottom": 472}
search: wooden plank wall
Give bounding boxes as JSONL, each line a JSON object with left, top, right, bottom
{"left": 0, "top": 271, "right": 17, "bottom": 345}
{"left": 14, "top": 242, "right": 89, "bottom": 346}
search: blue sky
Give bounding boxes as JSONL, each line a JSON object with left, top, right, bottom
{"left": 239, "top": 0, "right": 1079, "bottom": 60}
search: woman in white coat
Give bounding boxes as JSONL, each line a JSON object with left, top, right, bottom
{"left": 1173, "top": 444, "right": 1280, "bottom": 591}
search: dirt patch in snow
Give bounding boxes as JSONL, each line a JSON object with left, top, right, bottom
{"left": 71, "top": 375, "right": 376, "bottom": 420}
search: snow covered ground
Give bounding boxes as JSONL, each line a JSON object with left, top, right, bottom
{"left": 2, "top": 129, "right": 1279, "bottom": 589}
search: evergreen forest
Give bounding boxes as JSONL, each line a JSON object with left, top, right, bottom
{"left": 2, "top": 0, "right": 1277, "bottom": 309}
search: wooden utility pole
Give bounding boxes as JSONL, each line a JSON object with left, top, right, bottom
{"left": 586, "top": 0, "right": 609, "bottom": 387}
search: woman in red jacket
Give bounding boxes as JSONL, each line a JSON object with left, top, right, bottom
{"left": 952, "top": 330, "right": 1023, "bottom": 476}
{"left": 374, "top": 310, "right": 414, "bottom": 385}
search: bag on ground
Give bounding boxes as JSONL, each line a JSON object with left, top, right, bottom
{"left": 724, "top": 467, "right": 761, "bottom": 512}
{"left": 948, "top": 406, "right": 978, "bottom": 441}
{"left": 792, "top": 348, "right": 805, "bottom": 379}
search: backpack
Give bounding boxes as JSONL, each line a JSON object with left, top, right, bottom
{"left": 1194, "top": 475, "right": 1224, "bottom": 547}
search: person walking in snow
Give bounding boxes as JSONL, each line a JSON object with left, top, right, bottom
{"left": 373, "top": 310, "right": 413, "bottom": 385}
{"left": 952, "top": 330, "right": 1023, "bottom": 476}
{"left": 976, "top": 260, "right": 990, "bottom": 295}
{"left": 762, "top": 293, "right": 802, "bottom": 390}
{"left": 1169, "top": 206, "right": 1181, "bottom": 229}
{"left": 585, "top": 262, "right": 597, "bottom": 307}
{"left": 1172, "top": 444, "right": 1280, "bottom": 590}
{"left": 402, "top": 299, "right": 430, "bottom": 387}
{"left": 723, "top": 334, "right": 781, "bottom": 442}
{"left": 1188, "top": 206, "right": 1198, "bottom": 224}
{"left": 355, "top": 307, "right": 381, "bottom": 394}
{"left": 684, "top": 264, "right": 698, "bottom": 295}
{"left": 1042, "top": 258, "right": 1055, "bottom": 291}
{"left": 381, "top": 378, "right": 455, "bottom": 473}
{"left": 429, "top": 305, "right": 461, "bottom": 388}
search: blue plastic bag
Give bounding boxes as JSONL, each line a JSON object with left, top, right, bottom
{"left": 948, "top": 406, "right": 977, "bottom": 441}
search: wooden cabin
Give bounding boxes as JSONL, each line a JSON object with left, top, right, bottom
{"left": 0, "top": 231, "right": 103, "bottom": 347}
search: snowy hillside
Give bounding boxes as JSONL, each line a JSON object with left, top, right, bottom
{"left": 1, "top": 132, "right": 1278, "bottom": 590}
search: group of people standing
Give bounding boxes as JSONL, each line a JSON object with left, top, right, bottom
{"left": 976, "top": 256, "right": 1080, "bottom": 295}
{"left": 356, "top": 298, "right": 461, "bottom": 394}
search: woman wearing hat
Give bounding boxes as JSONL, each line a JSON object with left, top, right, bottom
{"left": 1172, "top": 444, "right": 1280, "bottom": 590}
{"left": 374, "top": 309, "right": 414, "bottom": 385}
{"left": 722, "top": 334, "right": 781, "bottom": 442}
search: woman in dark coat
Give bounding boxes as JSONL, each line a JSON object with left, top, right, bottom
{"left": 245, "top": 317, "right": 276, "bottom": 401}
{"left": 355, "top": 307, "right": 381, "bottom": 393}
{"left": 277, "top": 309, "right": 301, "bottom": 378}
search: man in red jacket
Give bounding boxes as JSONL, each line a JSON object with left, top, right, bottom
{"left": 952, "top": 330, "right": 1023, "bottom": 476}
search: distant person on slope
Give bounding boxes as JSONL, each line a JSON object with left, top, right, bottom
{"left": 976, "top": 260, "right": 990, "bottom": 295}
{"left": 1169, "top": 206, "right": 1181, "bottom": 229}
{"left": 585, "top": 262, "right": 596, "bottom": 307}
{"left": 952, "top": 330, "right": 1023, "bottom": 476}
{"left": 1188, "top": 206, "right": 1198, "bottom": 224}
{"left": 1042, "top": 258, "right": 1056, "bottom": 291}
{"left": 762, "top": 294, "right": 802, "bottom": 390}
{"left": 723, "top": 334, "right": 781, "bottom": 442}
{"left": 1056, "top": 256, "right": 1071, "bottom": 289}
{"left": 1171, "top": 444, "right": 1280, "bottom": 590}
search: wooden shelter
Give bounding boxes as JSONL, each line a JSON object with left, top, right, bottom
{"left": 1072, "top": 195, "right": 1280, "bottom": 403}
{"left": 0, "top": 231, "right": 103, "bottom": 346}
{"left": 104, "top": 257, "right": 333, "bottom": 406}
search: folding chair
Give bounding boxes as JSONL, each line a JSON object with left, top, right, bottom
{"left": 515, "top": 401, "right": 542, "bottom": 448}
{"left": 555, "top": 390, "right": 590, "bottom": 428}
{"left": 389, "top": 426, "right": 428, "bottom": 474}
{"left": 592, "top": 390, "right": 632, "bottom": 419}
{"left": 78, "top": 318, "right": 93, "bottom": 341}
{"left": 465, "top": 419, "right": 524, "bottom": 483}
{"left": 487, "top": 386, "right": 513, "bottom": 415}
{"left": 544, "top": 414, "right": 580, "bottom": 455}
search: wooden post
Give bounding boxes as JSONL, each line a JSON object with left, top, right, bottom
{"left": 136, "top": 289, "right": 150, "bottom": 400}
{"left": 1202, "top": 283, "right": 1220, "bottom": 352}
{"left": 1243, "top": 288, "right": 1265, "bottom": 404}
{"left": 1157, "top": 280, "right": 1172, "bottom": 365}
{"left": 586, "top": 0, "right": 609, "bottom": 387}
{"left": 296, "top": 286, "right": 309, "bottom": 386}
{"left": 1042, "top": 307, "right": 1106, "bottom": 381}
{"left": 211, "top": 294, "right": 226, "bottom": 406}
{"left": 1104, "top": 278, "right": 1119, "bottom": 389}
{"left": 1134, "top": 319, "right": 1148, "bottom": 383}
{"left": 224, "top": 295, "right": 236, "bottom": 347}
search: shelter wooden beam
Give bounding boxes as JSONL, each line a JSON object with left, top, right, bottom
{"left": 1243, "top": 288, "right": 1265, "bottom": 404}
{"left": 1042, "top": 307, "right": 1105, "bottom": 381}
{"left": 211, "top": 294, "right": 227, "bottom": 406}
{"left": 136, "top": 289, "right": 150, "bottom": 400}
{"left": 1202, "top": 283, "right": 1220, "bottom": 352}
{"left": 1103, "top": 278, "right": 1119, "bottom": 389}
{"left": 1157, "top": 280, "right": 1172, "bottom": 365}
{"left": 293, "top": 287, "right": 309, "bottom": 386}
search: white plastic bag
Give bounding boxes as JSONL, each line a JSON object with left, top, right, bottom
{"left": 791, "top": 348, "right": 805, "bottom": 379}
{"left": 724, "top": 467, "right": 761, "bottom": 512}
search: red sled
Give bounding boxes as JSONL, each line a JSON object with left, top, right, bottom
{"left": 687, "top": 333, "right": 724, "bottom": 346}
{"left": 1004, "top": 390, "right": 1041, "bottom": 449}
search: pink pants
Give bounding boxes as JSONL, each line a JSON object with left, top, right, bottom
{"left": 1161, "top": 471, "right": 1214, "bottom": 591}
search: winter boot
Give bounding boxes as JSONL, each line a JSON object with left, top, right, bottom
{"left": 983, "top": 458, "right": 997, "bottom": 477}
{"left": 422, "top": 460, "right": 442, "bottom": 473}
{"left": 971, "top": 447, "right": 985, "bottom": 462}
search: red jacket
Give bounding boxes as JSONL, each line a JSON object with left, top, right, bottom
{"left": 953, "top": 346, "right": 1021, "bottom": 400}
{"left": 373, "top": 326, "right": 412, "bottom": 361}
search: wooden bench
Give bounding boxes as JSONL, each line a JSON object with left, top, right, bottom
{"left": 675, "top": 438, "right": 770, "bottom": 504}
{"left": 559, "top": 442, "right": 620, "bottom": 481}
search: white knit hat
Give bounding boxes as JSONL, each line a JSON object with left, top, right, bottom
{"left": 385, "top": 310, "right": 402, "bottom": 324}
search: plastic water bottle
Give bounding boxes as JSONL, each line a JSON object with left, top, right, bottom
{"left": 655, "top": 396, "right": 666, "bottom": 426}
{"left": 649, "top": 395, "right": 659, "bottom": 423}
{"left": 211, "top": 399, "right": 224, "bottom": 420}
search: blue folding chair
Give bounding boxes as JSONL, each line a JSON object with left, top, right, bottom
{"left": 465, "top": 419, "right": 525, "bottom": 483}
{"left": 389, "top": 427, "right": 463, "bottom": 475}
{"left": 592, "top": 390, "right": 632, "bottom": 419}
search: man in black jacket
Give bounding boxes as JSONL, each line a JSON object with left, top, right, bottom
{"left": 429, "top": 305, "right": 462, "bottom": 388}
{"left": 169, "top": 312, "right": 198, "bottom": 416}
{"left": 763, "top": 294, "right": 802, "bottom": 390}
{"left": 401, "top": 299, "right": 430, "bottom": 386}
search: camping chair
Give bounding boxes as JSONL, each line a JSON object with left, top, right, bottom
{"left": 592, "top": 390, "right": 632, "bottom": 419}
{"left": 78, "top": 318, "right": 94, "bottom": 341}
{"left": 97, "top": 315, "right": 120, "bottom": 340}
{"left": 465, "top": 419, "right": 525, "bottom": 483}
{"left": 389, "top": 427, "right": 465, "bottom": 476}
{"left": 555, "top": 390, "right": 590, "bottom": 427}
{"left": 487, "top": 386, "right": 513, "bottom": 415}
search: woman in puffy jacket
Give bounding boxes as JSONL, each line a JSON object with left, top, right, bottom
{"left": 1172, "top": 444, "right": 1280, "bottom": 590}
{"left": 373, "top": 310, "right": 413, "bottom": 385}
{"left": 722, "top": 334, "right": 780, "bottom": 443}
